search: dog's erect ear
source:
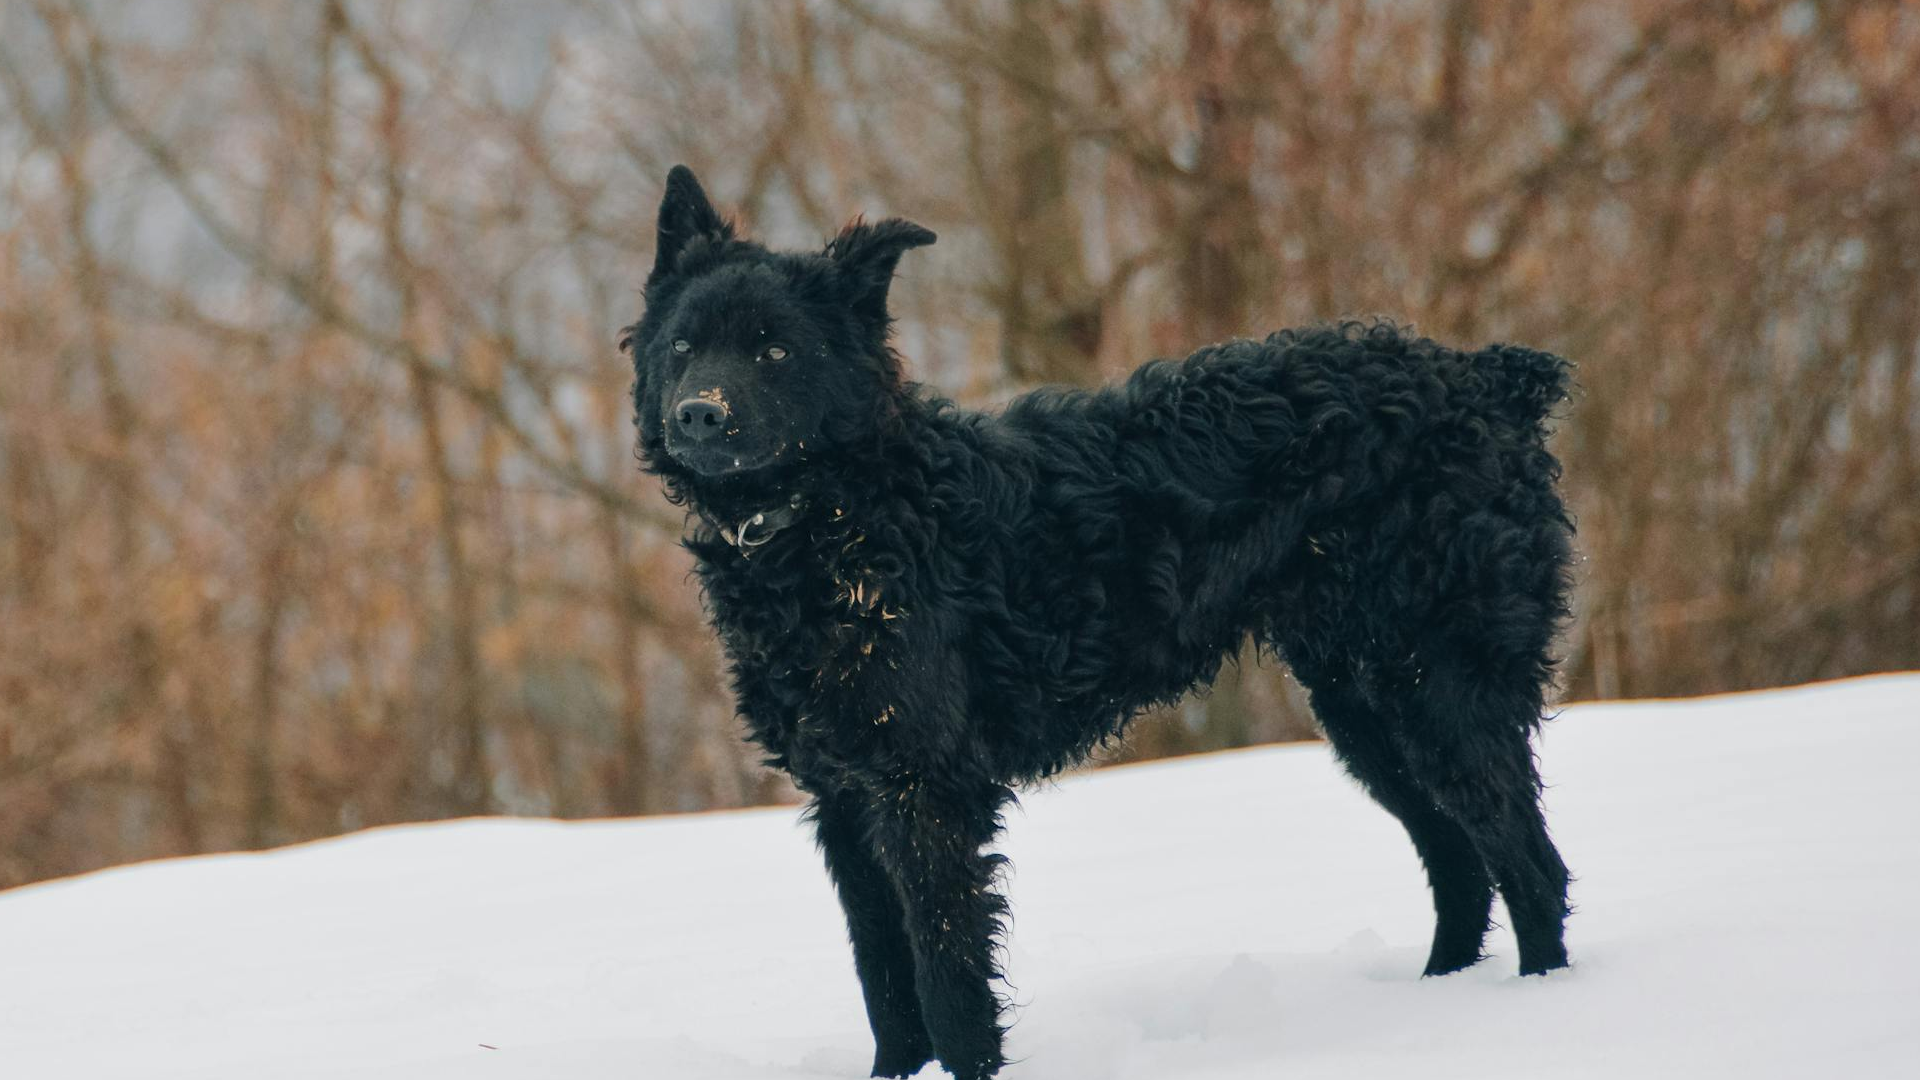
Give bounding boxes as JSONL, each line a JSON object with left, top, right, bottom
{"left": 651, "top": 165, "right": 733, "bottom": 283}
{"left": 826, "top": 217, "right": 936, "bottom": 322}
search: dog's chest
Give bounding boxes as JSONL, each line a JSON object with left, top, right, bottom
{"left": 711, "top": 544, "right": 919, "bottom": 781}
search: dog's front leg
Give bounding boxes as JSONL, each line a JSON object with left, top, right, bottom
{"left": 867, "top": 776, "right": 1011, "bottom": 1080}
{"left": 809, "top": 788, "right": 936, "bottom": 1078}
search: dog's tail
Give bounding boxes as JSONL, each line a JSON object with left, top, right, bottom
{"left": 1482, "top": 344, "right": 1573, "bottom": 434}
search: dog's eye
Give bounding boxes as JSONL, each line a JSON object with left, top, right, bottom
{"left": 671, "top": 339, "right": 692, "bottom": 355}
{"left": 762, "top": 345, "right": 789, "bottom": 362}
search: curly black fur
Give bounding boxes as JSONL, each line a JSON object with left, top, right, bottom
{"left": 625, "top": 167, "right": 1576, "bottom": 1080}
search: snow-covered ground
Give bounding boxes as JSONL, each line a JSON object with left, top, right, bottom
{"left": 3, "top": 675, "right": 1917, "bottom": 1079}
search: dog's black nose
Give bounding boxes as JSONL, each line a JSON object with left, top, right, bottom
{"left": 675, "top": 397, "right": 729, "bottom": 441}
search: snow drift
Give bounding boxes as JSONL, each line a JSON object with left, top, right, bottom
{"left": 3, "top": 674, "right": 1916, "bottom": 1078}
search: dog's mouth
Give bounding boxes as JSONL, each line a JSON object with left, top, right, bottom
{"left": 665, "top": 440, "right": 787, "bottom": 478}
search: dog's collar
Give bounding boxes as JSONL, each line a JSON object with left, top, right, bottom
{"left": 712, "top": 493, "right": 808, "bottom": 556}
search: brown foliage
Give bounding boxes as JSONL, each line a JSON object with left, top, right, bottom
{"left": 1, "top": 0, "right": 1915, "bottom": 887}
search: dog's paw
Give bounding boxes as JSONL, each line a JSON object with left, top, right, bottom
{"left": 930, "top": 1048, "right": 1004, "bottom": 1080}
{"left": 870, "top": 1040, "right": 934, "bottom": 1078}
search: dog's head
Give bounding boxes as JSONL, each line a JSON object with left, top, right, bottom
{"left": 623, "top": 166, "right": 934, "bottom": 510}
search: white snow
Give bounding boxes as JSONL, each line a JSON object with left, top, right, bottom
{"left": 3, "top": 674, "right": 1918, "bottom": 1078}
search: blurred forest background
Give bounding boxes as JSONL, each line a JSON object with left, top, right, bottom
{"left": 1, "top": 0, "right": 1916, "bottom": 889}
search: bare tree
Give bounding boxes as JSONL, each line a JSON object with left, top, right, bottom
{"left": 0, "top": 0, "right": 1913, "bottom": 888}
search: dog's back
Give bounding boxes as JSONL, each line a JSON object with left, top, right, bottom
{"left": 935, "top": 321, "right": 1572, "bottom": 778}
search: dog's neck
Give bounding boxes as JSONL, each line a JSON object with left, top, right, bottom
{"left": 701, "top": 493, "right": 808, "bottom": 556}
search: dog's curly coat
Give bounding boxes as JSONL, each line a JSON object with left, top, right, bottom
{"left": 625, "top": 166, "right": 1575, "bottom": 1080}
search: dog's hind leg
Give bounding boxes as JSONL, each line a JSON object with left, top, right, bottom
{"left": 808, "top": 790, "right": 935, "bottom": 1078}
{"left": 865, "top": 776, "right": 1012, "bottom": 1080}
{"left": 1297, "top": 671, "right": 1495, "bottom": 975}
{"left": 1404, "top": 666, "right": 1571, "bottom": 975}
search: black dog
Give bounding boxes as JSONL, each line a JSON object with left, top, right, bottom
{"left": 624, "top": 166, "right": 1574, "bottom": 1079}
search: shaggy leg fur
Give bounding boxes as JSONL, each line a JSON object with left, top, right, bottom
{"left": 809, "top": 792, "right": 935, "bottom": 1077}
{"left": 1303, "top": 677, "right": 1495, "bottom": 975}
{"left": 1407, "top": 666, "right": 1571, "bottom": 975}
{"left": 864, "top": 779, "right": 1012, "bottom": 1080}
